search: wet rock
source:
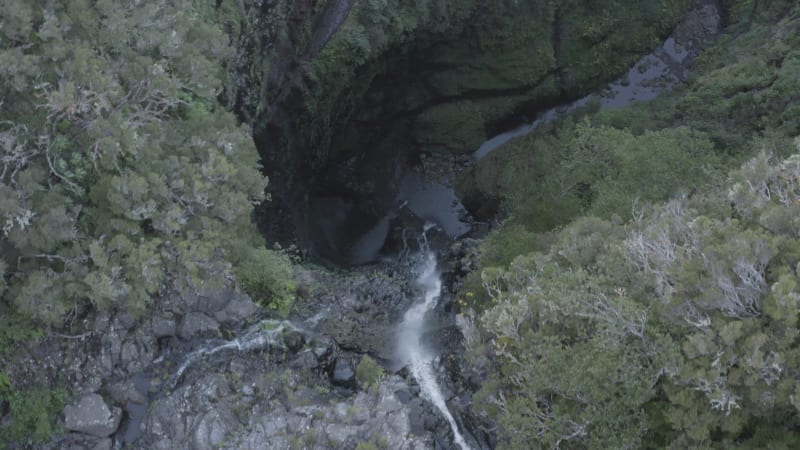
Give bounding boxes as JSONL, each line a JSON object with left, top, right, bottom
{"left": 394, "top": 388, "right": 412, "bottom": 404}
{"left": 183, "top": 289, "right": 231, "bottom": 314}
{"left": 331, "top": 358, "right": 356, "bottom": 387}
{"left": 99, "top": 327, "right": 124, "bottom": 375}
{"left": 282, "top": 330, "right": 306, "bottom": 353}
{"left": 108, "top": 379, "right": 147, "bottom": 405}
{"left": 138, "top": 373, "right": 233, "bottom": 449}
{"left": 117, "top": 313, "right": 136, "bottom": 330}
{"left": 199, "top": 374, "right": 230, "bottom": 403}
{"left": 53, "top": 434, "right": 113, "bottom": 450}
{"left": 310, "top": 335, "right": 337, "bottom": 368}
{"left": 193, "top": 409, "right": 239, "bottom": 450}
{"left": 289, "top": 351, "right": 319, "bottom": 371}
{"left": 120, "top": 339, "right": 148, "bottom": 373}
{"left": 151, "top": 316, "right": 177, "bottom": 338}
{"left": 409, "top": 402, "right": 427, "bottom": 436}
{"left": 213, "top": 292, "right": 259, "bottom": 326}
{"left": 63, "top": 393, "right": 122, "bottom": 437}
{"left": 92, "top": 438, "right": 113, "bottom": 450}
{"left": 135, "top": 359, "right": 435, "bottom": 449}
{"left": 308, "top": 263, "right": 415, "bottom": 362}
{"left": 178, "top": 312, "right": 220, "bottom": 340}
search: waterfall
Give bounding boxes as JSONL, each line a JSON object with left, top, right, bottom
{"left": 168, "top": 319, "right": 299, "bottom": 389}
{"left": 397, "top": 232, "right": 472, "bottom": 450}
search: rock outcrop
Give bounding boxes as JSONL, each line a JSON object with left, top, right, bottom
{"left": 63, "top": 394, "right": 122, "bottom": 438}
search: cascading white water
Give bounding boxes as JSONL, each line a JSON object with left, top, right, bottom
{"left": 397, "top": 241, "right": 472, "bottom": 450}
{"left": 168, "top": 319, "right": 299, "bottom": 389}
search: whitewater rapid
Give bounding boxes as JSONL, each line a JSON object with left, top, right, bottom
{"left": 397, "top": 248, "right": 471, "bottom": 450}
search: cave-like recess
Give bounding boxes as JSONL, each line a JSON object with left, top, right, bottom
{"left": 230, "top": 0, "right": 691, "bottom": 262}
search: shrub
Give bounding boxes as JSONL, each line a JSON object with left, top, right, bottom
{"left": 236, "top": 247, "right": 296, "bottom": 317}
{"left": 355, "top": 355, "right": 384, "bottom": 389}
{"left": 0, "top": 384, "right": 66, "bottom": 446}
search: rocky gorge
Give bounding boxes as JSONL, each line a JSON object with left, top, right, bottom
{"left": 5, "top": 0, "right": 784, "bottom": 448}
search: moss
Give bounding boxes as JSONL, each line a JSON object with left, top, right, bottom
{"left": 355, "top": 433, "right": 389, "bottom": 450}
{"left": 411, "top": 0, "right": 687, "bottom": 152}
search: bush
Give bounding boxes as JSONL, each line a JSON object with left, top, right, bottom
{"left": 0, "top": 384, "right": 66, "bottom": 446}
{"left": 236, "top": 247, "right": 296, "bottom": 317}
{"left": 355, "top": 355, "right": 384, "bottom": 389}
{"left": 480, "top": 224, "right": 540, "bottom": 267}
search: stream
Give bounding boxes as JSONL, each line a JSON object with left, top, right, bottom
{"left": 474, "top": 35, "right": 701, "bottom": 160}
{"left": 113, "top": 5, "right": 721, "bottom": 448}
{"left": 397, "top": 228, "right": 472, "bottom": 450}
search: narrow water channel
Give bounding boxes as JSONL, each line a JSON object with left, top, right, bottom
{"left": 396, "top": 228, "right": 471, "bottom": 450}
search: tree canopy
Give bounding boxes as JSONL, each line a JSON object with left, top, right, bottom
{"left": 0, "top": 0, "right": 268, "bottom": 328}
{"left": 467, "top": 146, "right": 800, "bottom": 448}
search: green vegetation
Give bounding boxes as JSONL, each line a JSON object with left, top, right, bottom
{"left": 473, "top": 122, "right": 725, "bottom": 232}
{"left": 459, "top": 3, "right": 800, "bottom": 447}
{"left": 0, "top": 0, "right": 269, "bottom": 327}
{"left": 469, "top": 148, "right": 800, "bottom": 448}
{"left": 461, "top": 2, "right": 800, "bottom": 227}
{"left": 354, "top": 433, "right": 389, "bottom": 450}
{"left": 355, "top": 355, "right": 385, "bottom": 390}
{"left": 0, "top": 376, "right": 66, "bottom": 447}
{"left": 300, "top": 0, "right": 688, "bottom": 163}
{"left": 1, "top": 0, "right": 798, "bottom": 448}
{"left": 0, "top": 0, "right": 279, "bottom": 445}
{"left": 236, "top": 247, "right": 296, "bottom": 317}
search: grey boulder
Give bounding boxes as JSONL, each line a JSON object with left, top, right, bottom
{"left": 178, "top": 312, "right": 220, "bottom": 339}
{"left": 63, "top": 393, "right": 122, "bottom": 437}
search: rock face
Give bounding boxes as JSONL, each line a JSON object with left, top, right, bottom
{"left": 133, "top": 366, "right": 441, "bottom": 450}
{"left": 63, "top": 394, "right": 122, "bottom": 437}
{"left": 238, "top": 0, "right": 694, "bottom": 255}
{"left": 178, "top": 312, "right": 220, "bottom": 340}
{"left": 113, "top": 241, "right": 490, "bottom": 449}
{"left": 331, "top": 358, "right": 356, "bottom": 387}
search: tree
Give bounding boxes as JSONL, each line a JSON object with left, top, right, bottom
{"left": 0, "top": 0, "right": 268, "bottom": 325}
{"left": 472, "top": 150, "right": 800, "bottom": 448}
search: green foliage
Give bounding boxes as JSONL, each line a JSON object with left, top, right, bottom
{"left": 0, "top": 0, "right": 271, "bottom": 329}
{"left": 354, "top": 442, "right": 378, "bottom": 450}
{"left": 476, "top": 246, "right": 677, "bottom": 448}
{"left": 0, "top": 259, "right": 6, "bottom": 298}
{"left": 0, "top": 6, "right": 283, "bottom": 446}
{"left": 479, "top": 224, "right": 540, "bottom": 267}
{"left": 299, "top": 0, "right": 688, "bottom": 163}
{"left": 355, "top": 355, "right": 384, "bottom": 390}
{"left": 498, "top": 122, "right": 725, "bottom": 231}
{"left": 557, "top": 0, "right": 690, "bottom": 97}
{"left": 236, "top": 247, "right": 296, "bottom": 317}
{"left": 0, "top": 308, "right": 44, "bottom": 361}
{"left": 472, "top": 149, "right": 800, "bottom": 447}
{"left": 462, "top": 5, "right": 800, "bottom": 233}
{"left": 354, "top": 433, "right": 388, "bottom": 450}
{"left": 0, "top": 385, "right": 66, "bottom": 446}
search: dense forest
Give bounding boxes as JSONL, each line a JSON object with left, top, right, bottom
{"left": 0, "top": 1, "right": 287, "bottom": 444}
{"left": 1, "top": 0, "right": 800, "bottom": 448}
{"left": 458, "top": 2, "right": 800, "bottom": 448}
